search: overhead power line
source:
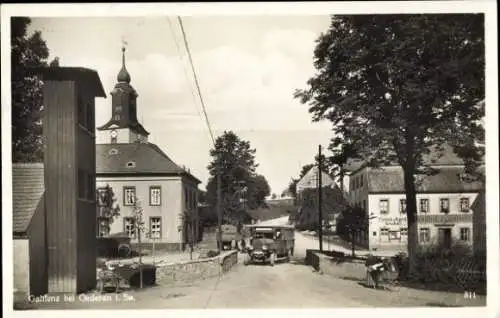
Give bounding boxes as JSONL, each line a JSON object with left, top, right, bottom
{"left": 166, "top": 17, "right": 205, "bottom": 133}
{"left": 177, "top": 16, "right": 216, "bottom": 146}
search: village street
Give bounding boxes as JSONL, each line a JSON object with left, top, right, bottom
{"left": 27, "top": 217, "right": 485, "bottom": 310}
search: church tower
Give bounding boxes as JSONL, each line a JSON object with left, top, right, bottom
{"left": 96, "top": 46, "right": 149, "bottom": 144}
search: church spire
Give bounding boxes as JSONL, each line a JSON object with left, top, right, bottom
{"left": 117, "top": 45, "right": 131, "bottom": 83}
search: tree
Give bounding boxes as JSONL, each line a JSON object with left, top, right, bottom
{"left": 287, "top": 178, "right": 299, "bottom": 199}
{"left": 327, "top": 138, "right": 361, "bottom": 195}
{"left": 11, "top": 17, "right": 50, "bottom": 163}
{"left": 295, "top": 15, "right": 484, "bottom": 273}
{"left": 246, "top": 174, "right": 271, "bottom": 209}
{"left": 49, "top": 56, "right": 60, "bottom": 67}
{"left": 299, "top": 163, "right": 315, "bottom": 178}
{"left": 298, "top": 186, "right": 348, "bottom": 230}
{"left": 96, "top": 185, "right": 121, "bottom": 236}
{"left": 130, "top": 195, "right": 146, "bottom": 288}
{"left": 206, "top": 131, "right": 259, "bottom": 223}
{"left": 335, "top": 205, "right": 366, "bottom": 257}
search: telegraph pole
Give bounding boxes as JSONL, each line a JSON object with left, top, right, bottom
{"left": 217, "top": 170, "right": 222, "bottom": 253}
{"left": 318, "top": 145, "right": 324, "bottom": 252}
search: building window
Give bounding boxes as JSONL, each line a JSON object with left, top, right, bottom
{"left": 150, "top": 186, "right": 161, "bottom": 206}
{"left": 400, "top": 199, "right": 407, "bottom": 214}
{"left": 184, "top": 187, "right": 189, "bottom": 208}
{"left": 419, "top": 228, "right": 430, "bottom": 243}
{"left": 124, "top": 217, "right": 136, "bottom": 238}
{"left": 360, "top": 175, "right": 363, "bottom": 187}
{"left": 379, "top": 199, "right": 389, "bottom": 214}
{"left": 388, "top": 231, "right": 400, "bottom": 241}
{"left": 460, "top": 198, "right": 470, "bottom": 213}
{"left": 440, "top": 198, "right": 450, "bottom": 213}
{"left": 460, "top": 227, "right": 471, "bottom": 241}
{"left": 380, "top": 228, "right": 389, "bottom": 237}
{"left": 400, "top": 228, "right": 408, "bottom": 236}
{"left": 149, "top": 217, "right": 161, "bottom": 239}
{"left": 97, "top": 188, "right": 108, "bottom": 207}
{"left": 124, "top": 187, "right": 136, "bottom": 206}
{"left": 372, "top": 231, "right": 377, "bottom": 237}
{"left": 420, "top": 199, "right": 429, "bottom": 214}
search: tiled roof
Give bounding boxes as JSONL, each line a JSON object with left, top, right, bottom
{"left": 367, "top": 166, "right": 484, "bottom": 193}
{"left": 96, "top": 142, "right": 201, "bottom": 183}
{"left": 12, "top": 163, "right": 45, "bottom": 234}
{"left": 296, "top": 166, "right": 336, "bottom": 190}
{"left": 344, "top": 143, "right": 475, "bottom": 173}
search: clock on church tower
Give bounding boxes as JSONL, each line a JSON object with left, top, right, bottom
{"left": 110, "top": 129, "right": 118, "bottom": 143}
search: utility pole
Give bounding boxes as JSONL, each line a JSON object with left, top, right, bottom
{"left": 217, "top": 170, "right": 222, "bottom": 253}
{"left": 318, "top": 145, "right": 323, "bottom": 252}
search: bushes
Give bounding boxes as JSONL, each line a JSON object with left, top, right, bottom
{"left": 392, "top": 244, "right": 486, "bottom": 293}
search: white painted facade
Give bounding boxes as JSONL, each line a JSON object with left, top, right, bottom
{"left": 95, "top": 126, "right": 148, "bottom": 145}
{"left": 365, "top": 192, "right": 477, "bottom": 251}
{"left": 347, "top": 165, "right": 479, "bottom": 252}
{"left": 97, "top": 175, "right": 199, "bottom": 244}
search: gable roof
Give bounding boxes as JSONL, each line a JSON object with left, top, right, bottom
{"left": 296, "top": 166, "right": 336, "bottom": 190}
{"left": 12, "top": 163, "right": 45, "bottom": 234}
{"left": 96, "top": 142, "right": 201, "bottom": 183}
{"left": 368, "top": 166, "right": 484, "bottom": 193}
{"left": 471, "top": 189, "right": 485, "bottom": 212}
{"left": 344, "top": 143, "right": 474, "bottom": 174}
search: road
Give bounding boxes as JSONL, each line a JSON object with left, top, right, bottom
{"left": 23, "top": 216, "right": 485, "bottom": 309}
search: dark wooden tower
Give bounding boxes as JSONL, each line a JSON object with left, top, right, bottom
{"left": 39, "top": 67, "right": 106, "bottom": 293}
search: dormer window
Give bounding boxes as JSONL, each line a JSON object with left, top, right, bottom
{"left": 108, "top": 148, "right": 118, "bottom": 156}
{"left": 126, "top": 161, "right": 136, "bottom": 168}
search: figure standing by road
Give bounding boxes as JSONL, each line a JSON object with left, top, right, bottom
{"left": 365, "top": 255, "right": 384, "bottom": 289}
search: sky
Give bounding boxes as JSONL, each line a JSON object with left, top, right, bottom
{"left": 29, "top": 16, "right": 335, "bottom": 194}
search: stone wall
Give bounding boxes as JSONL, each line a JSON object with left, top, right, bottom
{"left": 305, "top": 249, "right": 366, "bottom": 279}
{"left": 156, "top": 250, "right": 238, "bottom": 285}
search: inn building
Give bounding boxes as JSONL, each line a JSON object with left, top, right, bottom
{"left": 344, "top": 145, "right": 484, "bottom": 252}
{"left": 95, "top": 47, "right": 201, "bottom": 249}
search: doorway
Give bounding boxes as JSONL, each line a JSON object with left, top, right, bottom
{"left": 438, "top": 228, "right": 452, "bottom": 249}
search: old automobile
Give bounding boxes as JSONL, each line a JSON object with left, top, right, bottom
{"left": 243, "top": 225, "right": 295, "bottom": 266}
{"left": 216, "top": 224, "right": 240, "bottom": 250}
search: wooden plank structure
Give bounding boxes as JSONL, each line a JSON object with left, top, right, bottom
{"left": 37, "top": 67, "right": 106, "bottom": 293}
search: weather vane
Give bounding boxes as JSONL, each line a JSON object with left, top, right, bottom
{"left": 121, "top": 36, "right": 128, "bottom": 51}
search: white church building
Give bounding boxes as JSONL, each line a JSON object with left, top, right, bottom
{"left": 95, "top": 47, "right": 201, "bottom": 250}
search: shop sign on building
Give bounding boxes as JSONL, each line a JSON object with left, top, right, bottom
{"left": 379, "top": 217, "right": 407, "bottom": 226}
